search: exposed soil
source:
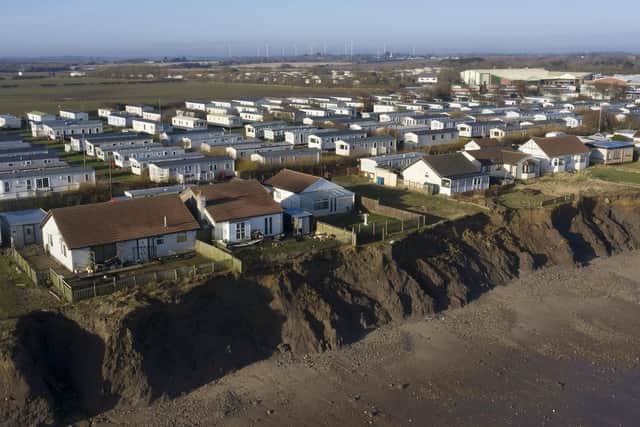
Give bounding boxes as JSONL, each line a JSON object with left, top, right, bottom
{"left": 1, "top": 192, "right": 640, "bottom": 426}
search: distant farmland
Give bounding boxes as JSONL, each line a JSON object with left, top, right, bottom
{"left": 0, "top": 77, "right": 371, "bottom": 115}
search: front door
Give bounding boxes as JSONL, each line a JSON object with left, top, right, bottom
{"left": 23, "top": 225, "right": 35, "bottom": 245}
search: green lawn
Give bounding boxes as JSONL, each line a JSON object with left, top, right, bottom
{"left": 335, "top": 180, "right": 483, "bottom": 224}
{"left": 498, "top": 190, "right": 555, "bottom": 209}
{"left": 234, "top": 237, "right": 342, "bottom": 267}
{"left": 588, "top": 168, "right": 640, "bottom": 185}
{"left": 0, "top": 250, "right": 60, "bottom": 320}
{"left": 585, "top": 162, "right": 640, "bottom": 186}
{"left": 321, "top": 212, "right": 396, "bottom": 229}
{"left": 0, "top": 77, "right": 371, "bottom": 115}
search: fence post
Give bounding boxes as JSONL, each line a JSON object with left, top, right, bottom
{"left": 401, "top": 219, "right": 404, "bottom": 233}
{"left": 93, "top": 280, "right": 97, "bottom": 297}
{"left": 174, "top": 269, "right": 178, "bottom": 282}
{"left": 113, "top": 276, "right": 116, "bottom": 292}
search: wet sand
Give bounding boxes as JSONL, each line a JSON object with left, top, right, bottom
{"left": 97, "top": 252, "right": 640, "bottom": 426}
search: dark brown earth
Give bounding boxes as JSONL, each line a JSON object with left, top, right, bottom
{"left": 1, "top": 193, "right": 640, "bottom": 426}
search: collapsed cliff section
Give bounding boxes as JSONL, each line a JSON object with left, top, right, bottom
{"left": 3, "top": 194, "right": 640, "bottom": 425}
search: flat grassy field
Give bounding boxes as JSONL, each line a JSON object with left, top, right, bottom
{"left": 0, "top": 77, "right": 369, "bottom": 115}
{"left": 0, "top": 250, "right": 60, "bottom": 320}
{"left": 332, "top": 177, "right": 483, "bottom": 223}
{"left": 588, "top": 163, "right": 640, "bottom": 186}
{"left": 321, "top": 212, "right": 396, "bottom": 229}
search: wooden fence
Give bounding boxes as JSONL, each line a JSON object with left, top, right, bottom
{"left": 316, "top": 221, "right": 357, "bottom": 246}
{"left": 360, "top": 196, "right": 422, "bottom": 220}
{"left": 10, "top": 248, "right": 47, "bottom": 287}
{"left": 195, "top": 240, "right": 243, "bottom": 274}
{"left": 352, "top": 216, "right": 428, "bottom": 245}
{"left": 50, "top": 260, "right": 231, "bottom": 303}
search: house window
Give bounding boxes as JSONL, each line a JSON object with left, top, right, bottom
{"left": 67, "top": 176, "right": 72, "bottom": 184}
{"left": 62, "top": 244, "right": 67, "bottom": 257}
{"left": 48, "top": 234, "right": 53, "bottom": 248}
{"left": 235, "top": 222, "right": 246, "bottom": 241}
{"left": 176, "top": 233, "right": 188, "bottom": 243}
{"left": 36, "top": 178, "right": 50, "bottom": 189}
{"left": 3, "top": 181, "right": 9, "bottom": 192}
{"left": 314, "top": 199, "right": 330, "bottom": 211}
{"left": 441, "top": 179, "right": 451, "bottom": 188}
{"left": 26, "top": 180, "right": 32, "bottom": 190}
{"left": 264, "top": 217, "right": 273, "bottom": 235}
{"left": 156, "top": 238, "right": 165, "bottom": 245}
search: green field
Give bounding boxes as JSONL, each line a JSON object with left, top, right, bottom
{"left": 588, "top": 163, "right": 640, "bottom": 186}
{"left": 0, "top": 77, "right": 370, "bottom": 115}
{"left": 332, "top": 177, "right": 483, "bottom": 224}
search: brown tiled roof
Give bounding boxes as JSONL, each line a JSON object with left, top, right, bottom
{"left": 468, "top": 138, "right": 505, "bottom": 148}
{"left": 264, "top": 169, "right": 321, "bottom": 193}
{"left": 194, "top": 179, "right": 283, "bottom": 222}
{"left": 531, "top": 135, "right": 590, "bottom": 157}
{"left": 465, "top": 147, "right": 530, "bottom": 165}
{"left": 45, "top": 195, "right": 199, "bottom": 249}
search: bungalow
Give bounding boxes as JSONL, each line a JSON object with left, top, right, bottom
{"left": 335, "top": 135, "right": 396, "bottom": 157}
{"left": 171, "top": 115, "right": 208, "bottom": 130}
{"left": 181, "top": 180, "right": 283, "bottom": 244}
{"left": 26, "top": 111, "right": 55, "bottom": 123}
{"left": 112, "top": 145, "right": 186, "bottom": 168}
{"left": 359, "top": 152, "right": 425, "bottom": 178}
{"left": 0, "top": 167, "right": 96, "bottom": 200}
{"left": 162, "top": 128, "right": 226, "bottom": 149}
{"left": 132, "top": 119, "right": 171, "bottom": 135}
{"left": 245, "top": 121, "right": 288, "bottom": 139}
{"left": 585, "top": 140, "right": 634, "bottom": 165}
{"left": 184, "top": 100, "right": 209, "bottom": 111}
{"left": 402, "top": 153, "right": 490, "bottom": 196}
{"left": 97, "top": 108, "right": 115, "bottom": 118}
{"left": 239, "top": 111, "right": 265, "bottom": 123}
{"left": 265, "top": 169, "right": 355, "bottom": 216}
{"left": 206, "top": 113, "right": 243, "bottom": 128}
{"left": 42, "top": 195, "right": 199, "bottom": 273}
{"left": 464, "top": 138, "right": 506, "bottom": 151}
{"left": 59, "top": 110, "right": 89, "bottom": 121}
{"left": 307, "top": 130, "right": 367, "bottom": 150}
{"left": 130, "top": 153, "right": 203, "bottom": 176}
{"left": 199, "top": 135, "right": 247, "bottom": 152}
{"left": 401, "top": 113, "right": 449, "bottom": 127}
{"left": 0, "top": 208, "right": 47, "bottom": 248}
{"left": 84, "top": 134, "right": 154, "bottom": 158}
{"left": 0, "top": 114, "right": 21, "bottom": 129}
{"left": 518, "top": 136, "right": 590, "bottom": 173}
{"left": 125, "top": 105, "right": 154, "bottom": 117}
{"left": 107, "top": 112, "right": 136, "bottom": 128}
{"left": 0, "top": 146, "right": 49, "bottom": 158}
{"left": 148, "top": 156, "right": 234, "bottom": 184}
{"left": 226, "top": 142, "right": 292, "bottom": 160}
{"left": 34, "top": 120, "right": 103, "bottom": 140}
{"left": 285, "top": 127, "right": 318, "bottom": 146}
{"left": 404, "top": 129, "right": 459, "bottom": 148}
{"left": 250, "top": 149, "right": 320, "bottom": 166}
{"left": 462, "top": 148, "right": 539, "bottom": 181}
{"left": 456, "top": 121, "right": 504, "bottom": 138}
{"left": 0, "top": 153, "right": 67, "bottom": 172}
{"left": 142, "top": 111, "right": 162, "bottom": 122}
{"left": 0, "top": 134, "right": 28, "bottom": 149}
{"left": 264, "top": 125, "right": 312, "bottom": 142}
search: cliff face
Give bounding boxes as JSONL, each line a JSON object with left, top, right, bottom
{"left": 3, "top": 194, "right": 640, "bottom": 426}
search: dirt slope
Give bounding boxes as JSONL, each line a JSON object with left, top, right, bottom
{"left": 2, "top": 193, "right": 640, "bottom": 426}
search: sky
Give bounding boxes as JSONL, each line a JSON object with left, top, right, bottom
{"left": 1, "top": 0, "right": 639, "bottom": 58}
